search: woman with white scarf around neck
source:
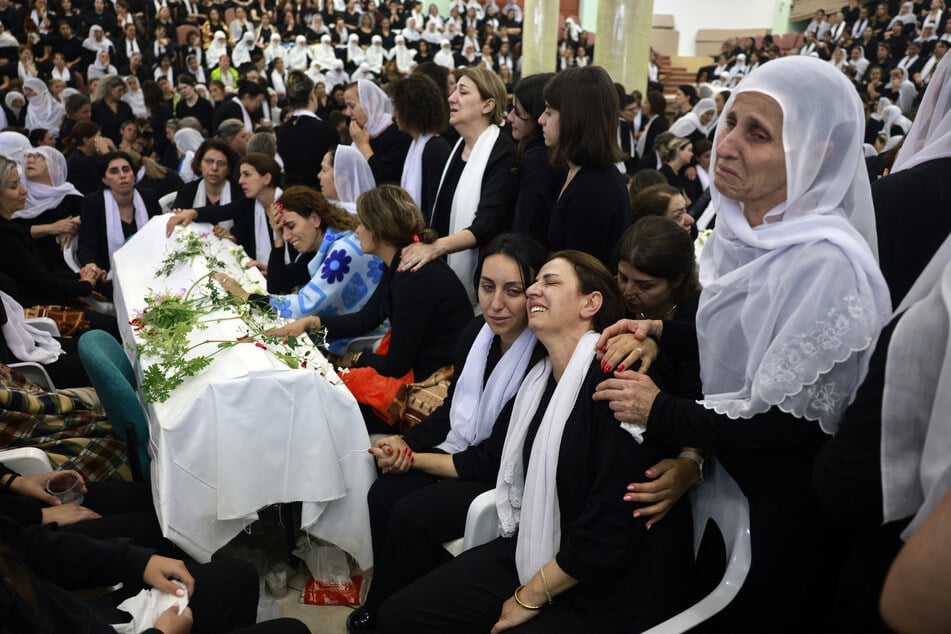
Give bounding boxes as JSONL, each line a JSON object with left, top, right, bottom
{"left": 78, "top": 151, "right": 162, "bottom": 285}
{"left": 399, "top": 67, "right": 516, "bottom": 303}
{"left": 592, "top": 56, "right": 891, "bottom": 630}
{"left": 22, "top": 79, "right": 65, "bottom": 140}
{"left": 348, "top": 235, "right": 545, "bottom": 633}
{"left": 376, "top": 250, "right": 693, "bottom": 633}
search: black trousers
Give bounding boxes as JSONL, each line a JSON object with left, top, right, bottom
{"left": 377, "top": 538, "right": 588, "bottom": 634}
{"left": 364, "top": 469, "right": 492, "bottom": 612}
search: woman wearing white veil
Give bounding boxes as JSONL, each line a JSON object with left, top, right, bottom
{"left": 0, "top": 131, "right": 32, "bottom": 172}
{"left": 345, "top": 33, "right": 365, "bottom": 70}
{"left": 324, "top": 59, "right": 350, "bottom": 86}
{"left": 389, "top": 35, "right": 416, "bottom": 75}
{"left": 314, "top": 34, "right": 337, "bottom": 70}
{"left": 433, "top": 39, "right": 454, "bottom": 68}
{"left": 121, "top": 75, "right": 147, "bottom": 119}
{"left": 205, "top": 31, "right": 229, "bottom": 69}
{"left": 882, "top": 103, "right": 913, "bottom": 141}
{"left": 263, "top": 33, "right": 286, "bottom": 66}
{"left": 232, "top": 31, "right": 256, "bottom": 67}
{"left": 668, "top": 97, "right": 716, "bottom": 143}
{"left": 319, "top": 143, "right": 375, "bottom": 213}
{"left": 364, "top": 35, "right": 386, "bottom": 74}
{"left": 288, "top": 35, "right": 312, "bottom": 71}
{"left": 81, "top": 25, "right": 114, "bottom": 58}
{"left": 23, "top": 79, "right": 65, "bottom": 139}
{"left": 594, "top": 55, "right": 891, "bottom": 629}
{"left": 175, "top": 128, "right": 205, "bottom": 183}
{"left": 347, "top": 79, "right": 411, "bottom": 185}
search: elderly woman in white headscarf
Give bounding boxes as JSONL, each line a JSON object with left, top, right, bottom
{"left": 121, "top": 75, "right": 147, "bottom": 119}
{"left": 351, "top": 62, "right": 375, "bottom": 81}
{"left": 0, "top": 130, "right": 32, "bottom": 172}
{"left": 22, "top": 79, "right": 65, "bottom": 139}
{"left": 15, "top": 146, "right": 83, "bottom": 271}
{"left": 389, "top": 35, "right": 416, "bottom": 75}
{"left": 174, "top": 128, "right": 205, "bottom": 183}
{"left": 232, "top": 31, "right": 256, "bottom": 67}
{"left": 263, "top": 33, "right": 286, "bottom": 66}
{"left": 324, "top": 59, "right": 350, "bottom": 86}
{"left": 288, "top": 35, "right": 312, "bottom": 71}
{"left": 346, "top": 79, "right": 411, "bottom": 184}
{"left": 86, "top": 49, "right": 117, "bottom": 80}
{"left": 364, "top": 35, "right": 386, "bottom": 74}
{"left": 433, "top": 39, "right": 454, "bottom": 68}
{"left": 314, "top": 34, "right": 338, "bottom": 70}
{"left": 345, "top": 33, "right": 365, "bottom": 71}
{"left": 593, "top": 56, "right": 891, "bottom": 631}
{"left": 882, "top": 103, "right": 913, "bottom": 144}
{"left": 317, "top": 143, "right": 375, "bottom": 214}
{"left": 81, "top": 25, "right": 113, "bottom": 59}
{"left": 668, "top": 97, "right": 716, "bottom": 143}
{"left": 205, "top": 31, "right": 229, "bottom": 69}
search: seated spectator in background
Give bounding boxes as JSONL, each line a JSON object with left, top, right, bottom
{"left": 631, "top": 184, "right": 695, "bottom": 235}
{"left": 635, "top": 90, "right": 669, "bottom": 166}
{"left": 64, "top": 121, "right": 107, "bottom": 195}
{"left": 669, "top": 98, "right": 716, "bottom": 144}
{"left": 213, "top": 79, "right": 266, "bottom": 134}
{"left": 659, "top": 137, "right": 702, "bottom": 204}
{"left": 128, "top": 149, "right": 185, "bottom": 199}
{"left": 172, "top": 138, "right": 241, "bottom": 212}
{"left": 91, "top": 75, "right": 134, "bottom": 145}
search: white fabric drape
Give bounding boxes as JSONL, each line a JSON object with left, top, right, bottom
{"left": 892, "top": 54, "right": 951, "bottom": 172}
{"left": 438, "top": 325, "right": 535, "bottom": 454}
{"left": 696, "top": 55, "right": 891, "bottom": 435}
{"left": 494, "top": 331, "right": 599, "bottom": 583}
{"left": 253, "top": 186, "right": 281, "bottom": 263}
{"left": 332, "top": 145, "right": 375, "bottom": 213}
{"left": 400, "top": 133, "right": 433, "bottom": 208}
{"left": 356, "top": 79, "right": 393, "bottom": 137}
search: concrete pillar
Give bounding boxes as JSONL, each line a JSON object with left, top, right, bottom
{"left": 593, "top": 0, "right": 653, "bottom": 95}
{"left": 520, "top": 0, "right": 561, "bottom": 75}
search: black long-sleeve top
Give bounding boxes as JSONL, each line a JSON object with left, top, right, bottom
{"left": 91, "top": 99, "right": 135, "bottom": 146}
{"left": 77, "top": 187, "right": 162, "bottom": 271}
{"left": 12, "top": 195, "right": 83, "bottom": 276}
{"left": 418, "top": 135, "right": 452, "bottom": 217}
{"left": 430, "top": 131, "right": 517, "bottom": 245}
{"left": 0, "top": 216, "right": 92, "bottom": 307}
{"left": 66, "top": 150, "right": 102, "bottom": 196}
{"left": 511, "top": 142, "right": 561, "bottom": 251}
{"left": 321, "top": 251, "right": 472, "bottom": 380}
{"left": 367, "top": 123, "right": 412, "bottom": 185}
{"left": 548, "top": 165, "right": 631, "bottom": 267}
{"left": 0, "top": 464, "right": 43, "bottom": 526}
{"left": 0, "top": 515, "right": 159, "bottom": 634}
{"left": 276, "top": 114, "right": 339, "bottom": 189}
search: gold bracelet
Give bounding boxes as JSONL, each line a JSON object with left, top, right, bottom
{"left": 513, "top": 585, "right": 545, "bottom": 610}
{"left": 351, "top": 351, "right": 362, "bottom": 364}
{"left": 539, "top": 565, "right": 553, "bottom": 605}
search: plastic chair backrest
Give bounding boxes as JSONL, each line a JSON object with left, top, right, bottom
{"left": 78, "top": 331, "right": 150, "bottom": 481}
{"left": 641, "top": 460, "right": 752, "bottom": 634}
{"left": 159, "top": 192, "right": 177, "bottom": 213}
{"left": 0, "top": 447, "right": 53, "bottom": 475}
{"left": 24, "top": 317, "right": 60, "bottom": 337}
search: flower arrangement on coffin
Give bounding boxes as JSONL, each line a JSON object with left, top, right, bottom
{"left": 130, "top": 228, "right": 341, "bottom": 403}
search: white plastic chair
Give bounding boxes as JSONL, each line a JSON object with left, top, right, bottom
{"left": 10, "top": 362, "right": 55, "bottom": 392}
{"left": 158, "top": 192, "right": 177, "bottom": 213}
{"left": 444, "top": 489, "right": 498, "bottom": 557}
{"left": 63, "top": 238, "right": 81, "bottom": 273}
{"left": 25, "top": 317, "right": 60, "bottom": 337}
{"left": 0, "top": 447, "right": 53, "bottom": 475}
{"left": 641, "top": 460, "right": 752, "bottom": 634}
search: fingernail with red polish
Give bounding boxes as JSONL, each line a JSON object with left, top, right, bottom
{"left": 386, "top": 448, "right": 393, "bottom": 454}
{"left": 617, "top": 365, "right": 625, "bottom": 372}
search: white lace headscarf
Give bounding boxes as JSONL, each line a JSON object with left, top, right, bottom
{"left": 356, "top": 79, "right": 393, "bottom": 137}
{"left": 697, "top": 55, "right": 891, "bottom": 434}
{"left": 332, "top": 143, "right": 375, "bottom": 212}
{"left": 892, "top": 53, "right": 951, "bottom": 172}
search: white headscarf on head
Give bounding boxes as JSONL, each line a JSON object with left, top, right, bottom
{"left": 17, "top": 146, "right": 81, "bottom": 220}
{"left": 697, "top": 55, "right": 891, "bottom": 434}
{"left": 892, "top": 66, "right": 917, "bottom": 114}
{"left": 331, "top": 144, "right": 375, "bottom": 213}
{"left": 288, "top": 35, "right": 312, "bottom": 70}
{"left": 23, "top": 78, "right": 65, "bottom": 138}
{"left": 206, "top": 31, "right": 229, "bottom": 69}
{"left": 306, "top": 61, "right": 326, "bottom": 84}
{"left": 346, "top": 33, "right": 365, "bottom": 65}
{"left": 314, "top": 34, "right": 338, "bottom": 70}
{"left": 3, "top": 92, "right": 23, "bottom": 122}
{"left": 669, "top": 97, "right": 717, "bottom": 138}
{"left": 364, "top": 35, "right": 386, "bottom": 73}
{"left": 882, "top": 104, "right": 913, "bottom": 141}
{"left": 264, "top": 33, "right": 287, "bottom": 65}
{"left": 356, "top": 79, "right": 393, "bottom": 137}
{"left": 122, "top": 76, "right": 147, "bottom": 118}
{"left": 892, "top": 55, "right": 951, "bottom": 172}
{"left": 434, "top": 38, "right": 455, "bottom": 68}
{"left": 82, "top": 25, "right": 113, "bottom": 53}
{"left": 0, "top": 131, "right": 32, "bottom": 171}
{"left": 232, "top": 31, "right": 256, "bottom": 67}
{"left": 402, "top": 17, "right": 421, "bottom": 42}
{"left": 175, "top": 128, "right": 205, "bottom": 183}
{"left": 391, "top": 35, "right": 416, "bottom": 74}
{"left": 324, "top": 60, "right": 350, "bottom": 86}
{"left": 351, "top": 62, "right": 375, "bottom": 80}
{"left": 0, "top": 22, "right": 18, "bottom": 48}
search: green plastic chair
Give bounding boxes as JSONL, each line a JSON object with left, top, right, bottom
{"left": 78, "top": 330, "right": 150, "bottom": 481}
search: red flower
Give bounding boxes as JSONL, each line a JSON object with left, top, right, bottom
{"left": 255, "top": 342, "right": 267, "bottom": 350}
{"left": 301, "top": 361, "right": 307, "bottom": 368}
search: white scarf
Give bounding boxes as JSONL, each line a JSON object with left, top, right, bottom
{"left": 233, "top": 96, "right": 253, "bottom": 132}
{"left": 432, "top": 124, "right": 500, "bottom": 303}
{"left": 24, "top": 79, "right": 65, "bottom": 136}
{"left": 882, "top": 236, "right": 951, "bottom": 540}
{"left": 0, "top": 291, "right": 62, "bottom": 364}
{"left": 17, "top": 147, "right": 81, "bottom": 220}
{"left": 635, "top": 114, "right": 657, "bottom": 159}
{"left": 438, "top": 324, "right": 535, "bottom": 454}
{"left": 400, "top": 132, "right": 433, "bottom": 208}
{"left": 494, "top": 331, "right": 599, "bottom": 583}
{"left": 104, "top": 189, "right": 149, "bottom": 268}
{"left": 253, "top": 186, "right": 281, "bottom": 263}
{"left": 192, "top": 179, "right": 232, "bottom": 208}
{"left": 892, "top": 54, "right": 951, "bottom": 172}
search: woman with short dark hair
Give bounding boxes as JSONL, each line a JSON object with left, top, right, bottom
{"left": 541, "top": 66, "right": 630, "bottom": 266}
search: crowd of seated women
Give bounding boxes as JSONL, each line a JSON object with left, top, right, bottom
{"left": 2, "top": 0, "right": 951, "bottom": 631}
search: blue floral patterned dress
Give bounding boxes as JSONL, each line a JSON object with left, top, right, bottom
{"left": 269, "top": 228, "right": 384, "bottom": 354}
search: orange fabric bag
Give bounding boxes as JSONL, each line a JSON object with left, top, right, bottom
{"left": 339, "top": 332, "right": 414, "bottom": 425}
